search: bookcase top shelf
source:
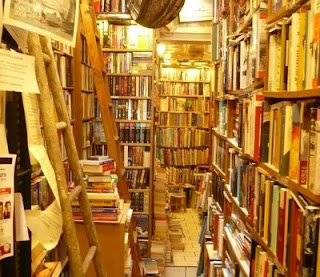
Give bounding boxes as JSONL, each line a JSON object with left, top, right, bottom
{"left": 263, "top": 88, "right": 320, "bottom": 98}
{"left": 212, "top": 163, "right": 226, "bottom": 179}
{"left": 158, "top": 79, "right": 211, "bottom": 84}
{"left": 106, "top": 73, "right": 153, "bottom": 77}
{"left": 102, "top": 48, "right": 153, "bottom": 53}
{"left": 265, "top": 0, "right": 308, "bottom": 24}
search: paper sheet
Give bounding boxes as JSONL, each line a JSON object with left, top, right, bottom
{"left": 0, "top": 154, "right": 16, "bottom": 260}
{"left": 0, "top": 49, "right": 40, "bottom": 93}
{"left": 22, "top": 93, "right": 63, "bottom": 250}
{"left": 14, "top": 193, "right": 29, "bottom": 242}
{"left": 0, "top": 91, "right": 8, "bottom": 154}
{"left": 25, "top": 200, "right": 62, "bottom": 250}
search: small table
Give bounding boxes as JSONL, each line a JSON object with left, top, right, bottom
{"left": 181, "top": 183, "right": 195, "bottom": 207}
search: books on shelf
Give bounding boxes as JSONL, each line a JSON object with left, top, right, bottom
{"left": 54, "top": 53, "right": 73, "bottom": 88}
{"left": 81, "top": 65, "right": 93, "bottom": 92}
{"left": 122, "top": 146, "right": 150, "bottom": 167}
{"left": 160, "top": 67, "right": 211, "bottom": 82}
{"left": 93, "top": 0, "right": 127, "bottom": 13}
{"left": 112, "top": 99, "right": 151, "bottom": 120}
{"left": 133, "top": 214, "right": 149, "bottom": 237}
{"left": 126, "top": 168, "right": 149, "bottom": 189}
{"left": 130, "top": 191, "right": 149, "bottom": 212}
{"left": 159, "top": 96, "right": 209, "bottom": 113}
{"left": 82, "top": 93, "right": 95, "bottom": 119}
{"left": 108, "top": 75, "right": 152, "bottom": 97}
{"left": 118, "top": 122, "right": 151, "bottom": 143}
{"left": 97, "top": 21, "right": 153, "bottom": 50}
{"left": 157, "top": 127, "right": 210, "bottom": 148}
{"left": 212, "top": 135, "right": 226, "bottom": 173}
{"left": 159, "top": 112, "right": 209, "bottom": 128}
{"left": 158, "top": 81, "right": 211, "bottom": 96}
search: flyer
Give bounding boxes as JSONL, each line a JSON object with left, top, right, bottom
{"left": 0, "top": 154, "right": 16, "bottom": 260}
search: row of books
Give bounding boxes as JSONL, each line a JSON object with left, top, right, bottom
{"left": 103, "top": 52, "right": 153, "bottom": 74}
{"left": 156, "top": 127, "right": 210, "bottom": 148}
{"left": 215, "top": 101, "right": 227, "bottom": 137}
{"left": 211, "top": 172, "right": 224, "bottom": 210}
{"left": 159, "top": 113, "right": 209, "bottom": 128}
{"left": 93, "top": 122, "right": 106, "bottom": 143}
{"left": 31, "top": 176, "right": 53, "bottom": 210}
{"left": 54, "top": 53, "right": 73, "bottom": 88}
{"left": 167, "top": 166, "right": 196, "bottom": 184}
{"left": 93, "top": 143, "right": 108, "bottom": 156}
{"left": 112, "top": 99, "right": 151, "bottom": 120}
{"left": 261, "top": 100, "right": 320, "bottom": 193}
{"left": 159, "top": 97, "right": 210, "bottom": 113}
{"left": 160, "top": 67, "right": 211, "bottom": 82}
{"left": 268, "top": 4, "right": 320, "bottom": 92}
{"left": 122, "top": 146, "right": 151, "bottom": 167}
{"left": 82, "top": 93, "right": 95, "bottom": 119}
{"left": 81, "top": 65, "right": 93, "bottom": 92}
{"left": 226, "top": 152, "right": 320, "bottom": 275}
{"left": 126, "top": 169, "right": 149, "bottom": 189}
{"left": 212, "top": 135, "right": 226, "bottom": 173}
{"left": 157, "top": 148, "right": 209, "bottom": 167}
{"left": 52, "top": 40, "right": 73, "bottom": 56}
{"left": 97, "top": 21, "right": 153, "bottom": 50}
{"left": 108, "top": 75, "right": 152, "bottom": 97}
{"left": 129, "top": 192, "right": 149, "bottom": 212}
{"left": 118, "top": 122, "right": 151, "bottom": 143}
{"left": 158, "top": 82, "right": 211, "bottom": 96}
{"left": 93, "top": 0, "right": 127, "bottom": 13}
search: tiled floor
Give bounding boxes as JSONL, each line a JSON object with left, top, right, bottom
{"left": 166, "top": 266, "right": 197, "bottom": 277}
{"left": 168, "top": 209, "right": 202, "bottom": 269}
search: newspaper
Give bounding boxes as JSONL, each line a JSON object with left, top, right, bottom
{"left": 3, "top": 0, "right": 79, "bottom": 47}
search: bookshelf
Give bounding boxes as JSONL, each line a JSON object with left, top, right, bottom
{"left": 94, "top": 10, "right": 155, "bottom": 258}
{"left": 207, "top": 0, "right": 320, "bottom": 276}
{"left": 156, "top": 64, "right": 212, "bottom": 186}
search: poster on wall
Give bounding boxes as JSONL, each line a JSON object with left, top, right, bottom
{"left": 3, "top": 0, "right": 79, "bottom": 47}
{"left": 179, "top": 0, "right": 213, "bottom": 22}
{"left": 0, "top": 154, "right": 16, "bottom": 260}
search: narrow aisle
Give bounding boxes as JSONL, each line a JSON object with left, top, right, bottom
{"left": 168, "top": 209, "right": 202, "bottom": 266}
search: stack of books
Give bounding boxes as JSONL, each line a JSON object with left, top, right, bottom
{"left": 72, "top": 156, "right": 121, "bottom": 222}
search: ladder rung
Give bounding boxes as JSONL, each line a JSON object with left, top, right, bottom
{"left": 114, "top": 136, "right": 119, "bottom": 142}
{"left": 69, "top": 186, "right": 83, "bottom": 202}
{"left": 82, "top": 246, "right": 97, "bottom": 274}
{"left": 108, "top": 103, "right": 113, "bottom": 108}
{"left": 42, "top": 53, "right": 51, "bottom": 64}
{"left": 56, "top": 121, "right": 67, "bottom": 130}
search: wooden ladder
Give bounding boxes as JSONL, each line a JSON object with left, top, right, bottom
{"left": 27, "top": 33, "right": 107, "bottom": 276}
{"left": 80, "top": 0, "right": 142, "bottom": 276}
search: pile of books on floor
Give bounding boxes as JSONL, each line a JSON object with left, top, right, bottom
{"left": 168, "top": 219, "right": 185, "bottom": 251}
{"left": 71, "top": 156, "right": 122, "bottom": 222}
{"left": 142, "top": 259, "right": 160, "bottom": 276}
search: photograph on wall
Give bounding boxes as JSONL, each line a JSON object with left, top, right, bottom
{"left": 3, "top": 0, "right": 79, "bottom": 47}
{"left": 179, "top": 0, "right": 213, "bottom": 22}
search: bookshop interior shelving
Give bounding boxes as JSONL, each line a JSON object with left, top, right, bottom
{"left": 2, "top": 0, "right": 320, "bottom": 277}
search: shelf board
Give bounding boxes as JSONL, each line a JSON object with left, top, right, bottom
{"left": 158, "top": 125, "right": 209, "bottom": 129}
{"left": 120, "top": 143, "right": 151, "bottom": 147}
{"left": 96, "top": 12, "right": 132, "bottom": 20}
{"left": 223, "top": 227, "right": 250, "bottom": 277}
{"left": 224, "top": 184, "right": 249, "bottom": 220}
{"left": 125, "top": 166, "right": 150, "bottom": 169}
{"left": 265, "top": 0, "right": 307, "bottom": 24}
{"left": 62, "top": 86, "right": 73, "bottom": 90}
{"left": 227, "top": 80, "right": 264, "bottom": 96}
{"left": 158, "top": 79, "right": 211, "bottom": 84}
{"left": 111, "top": 96, "right": 151, "bottom": 100}
{"left": 129, "top": 189, "right": 150, "bottom": 192}
{"left": 263, "top": 88, "right": 320, "bottom": 99}
{"left": 226, "top": 138, "right": 241, "bottom": 152}
{"left": 258, "top": 163, "right": 320, "bottom": 203}
{"left": 164, "top": 164, "right": 202, "bottom": 168}
{"left": 115, "top": 119, "right": 151, "bottom": 123}
{"left": 81, "top": 61, "right": 92, "bottom": 68}
{"left": 160, "top": 94, "right": 210, "bottom": 98}
{"left": 133, "top": 211, "right": 149, "bottom": 215}
{"left": 82, "top": 145, "right": 91, "bottom": 150}
{"left": 159, "top": 111, "right": 210, "bottom": 114}
{"left": 82, "top": 89, "right": 94, "bottom": 94}
{"left": 212, "top": 128, "right": 227, "bottom": 140}
{"left": 82, "top": 117, "right": 95, "bottom": 122}
{"left": 212, "top": 163, "right": 226, "bottom": 179}
{"left": 102, "top": 48, "right": 153, "bottom": 53}
{"left": 106, "top": 72, "right": 153, "bottom": 76}
{"left": 157, "top": 145, "right": 209, "bottom": 149}
{"left": 137, "top": 235, "right": 149, "bottom": 239}
{"left": 232, "top": 7, "right": 256, "bottom": 36}
{"left": 53, "top": 49, "right": 73, "bottom": 58}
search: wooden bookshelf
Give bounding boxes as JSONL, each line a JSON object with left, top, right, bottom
{"left": 158, "top": 79, "right": 211, "bottom": 84}
{"left": 102, "top": 48, "right": 153, "bottom": 53}
{"left": 208, "top": 1, "right": 320, "bottom": 276}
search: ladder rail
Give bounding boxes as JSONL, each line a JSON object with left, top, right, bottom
{"left": 28, "top": 32, "right": 85, "bottom": 277}
{"left": 40, "top": 35, "right": 107, "bottom": 277}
